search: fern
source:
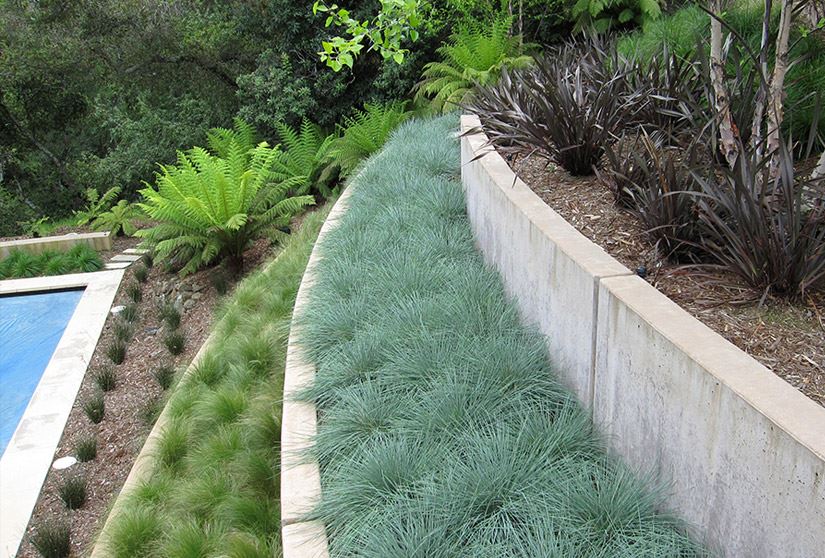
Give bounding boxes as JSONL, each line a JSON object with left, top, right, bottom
{"left": 414, "top": 17, "right": 533, "bottom": 113}
{"left": 91, "top": 199, "right": 143, "bottom": 236}
{"left": 136, "top": 135, "right": 314, "bottom": 276}
{"left": 271, "top": 119, "right": 338, "bottom": 198}
{"left": 74, "top": 186, "right": 121, "bottom": 226}
{"left": 207, "top": 118, "right": 259, "bottom": 159}
{"left": 331, "top": 103, "right": 410, "bottom": 176}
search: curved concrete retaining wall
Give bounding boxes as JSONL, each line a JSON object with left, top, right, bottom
{"left": 0, "top": 232, "right": 111, "bottom": 258}
{"left": 460, "top": 114, "right": 825, "bottom": 557}
{"left": 281, "top": 189, "right": 354, "bottom": 558}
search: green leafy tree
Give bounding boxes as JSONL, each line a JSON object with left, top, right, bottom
{"left": 313, "top": 0, "right": 424, "bottom": 70}
{"left": 332, "top": 103, "right": 410, "bottom": 176}
{"left": 136, "top": 141, "right": 314, "bottom": 276}
{"left": 414, "top": 17, "right": 533, "bottom": 113}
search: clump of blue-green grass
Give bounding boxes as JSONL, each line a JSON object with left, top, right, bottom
{"left": 296, "top": 115, "right": 707, "bottom": 557}
{"left": 102, "top": 205, "right": 330, "bottom": 557}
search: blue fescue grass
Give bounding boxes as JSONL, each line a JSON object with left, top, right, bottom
{"left": 296, "top": 115, "right": 709, "bottom": 557}
{"left": 103, "top": 205, "right": 330, "bottom": 558}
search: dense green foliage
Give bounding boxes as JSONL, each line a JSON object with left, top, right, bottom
{"left": 415, "top": 17, "right": 533, "bottom": 113}
{"left": 136, "top": 135, "right": 314, "bottom": 276}
{"left": 102, "top": 205, "right": 329, "bottom": 558}
{"left": 572, "top": 0, "right": 663, "bottom": 33}
{"left": 296, "top": 115, "right": 704, "bottom": 556}
{"left": 332, "top": 102, "right": 411, "bottom": 176}
{"left": 0, "top": 0, "right": 440, "bottom": 232}
{"left": 0, "top": 244, "right": 102, "bottom": 279}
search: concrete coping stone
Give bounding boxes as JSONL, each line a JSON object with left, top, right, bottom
{"left": 280, "top": 188, "right": 354, "bottom": 557}
{"left": 601, "top": 274, "right": 825, "bottom": 460}
{"left": 460, "top": 114, "right": 630, "bottom": 280}
{"left": 0, "top": 269, "right": 125, "bottom": 558}
{"left": 0, "top": 232, "right": 111, "bottom": 259}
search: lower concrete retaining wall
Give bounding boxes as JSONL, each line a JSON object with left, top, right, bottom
{"left": 0, "top": 232, "right": 111, "bottom": 258}
{"left": 460, "top": 114, "right": 825, "bottom": 557}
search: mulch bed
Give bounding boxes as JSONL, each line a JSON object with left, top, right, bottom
{"left": 510, "top": 155, "right": 825, "bottom": 407}
{"left": 14, "top": 234, "right": 277, "bottom": 558}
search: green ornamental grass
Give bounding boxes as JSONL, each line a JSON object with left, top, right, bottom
{"left": 103, "top": 202, "right": 329, "bottom": 557}
{"left": 294, "top": 115, "right": 706, "bottom": 557}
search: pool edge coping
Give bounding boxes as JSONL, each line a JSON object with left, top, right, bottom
{"left": 0, "top": 269, "right": 126, "bottom": 558}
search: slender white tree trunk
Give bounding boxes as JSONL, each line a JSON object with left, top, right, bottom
{"left": 750, "top": 0, "right": 773, "bottom": 155}
{"left": 766, "top": 0, "right": 794, "bottom": 176}
{"left": 710, "top": 0, "right": 739, "bottom": 167}
{"left": 812, "top": 151, "right": 825, "bottom": 181}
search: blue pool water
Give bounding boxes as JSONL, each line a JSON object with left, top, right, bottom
{"left": 0, "top": 288, "right": 84, "bottom": 455}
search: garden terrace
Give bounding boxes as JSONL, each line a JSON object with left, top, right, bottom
{"left": 92, "top": 206, "right": 329, "bottom": 557}
{"left": 288, "top": 115, "right": 705, "bottom": 556}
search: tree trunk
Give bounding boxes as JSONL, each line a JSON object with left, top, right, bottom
{"left": 802, "top": 1, "right": 825, "bottom": 30}
{"left": 766, "top": 0, "right": 794, "bottom": 177}
{"left": 750, "top": 0, "right": 773, "bottom": 156}
{"left": 710, "top": 0, "right": 739, "bottom": 167}
{"left": 812, "top": 150, "right": 825, "bottom": 181}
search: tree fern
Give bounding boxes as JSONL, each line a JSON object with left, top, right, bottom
{"left": 271, "top": 119, "right": 338, "bottom": 197}
{"left": 91, "top": 200, "right": 143, "bottom": 236}
{"left": 74, "top": 186, "right": 121, "bottom": 226}
{"left": 207, "top": 118, "right": 259, "bottom": 159}
{"left": 414, "top": 18, "right": 533, "bottom": 113}
{"left": 331, "top": 103, "right": 410, "bottom": 176}
{"left": 136, "top": 137, "right": 314, "bottom": 276}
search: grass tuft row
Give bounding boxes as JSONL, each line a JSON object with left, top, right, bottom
{"left": 101, "top": 204, "right": 330, "bottom": 558}
{"left": 296, "top": 115, "right": 708, "bottom": 557}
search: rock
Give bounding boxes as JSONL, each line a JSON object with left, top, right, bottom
{"left": 144, "top": 326, "right": 160, "bottom": 336}
{"left": 191, "top": 292, "right": 203, "bottom": 300}
{"left": 53, "top": 456, "right": 77, "bottom": 470}
{"left": 192, "top": 282, "right": 205, "bottom": 292}
{"left": 110, "top": 305, "right": 125, "bottom": 315}
{"left": 183, "top": 299, "right": 195, "bottom": 310}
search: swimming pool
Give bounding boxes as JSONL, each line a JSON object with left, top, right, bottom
{"left": 0, "top": 289, "right": 84, "bottom": 455}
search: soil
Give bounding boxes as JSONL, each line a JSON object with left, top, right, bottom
{"left": 14, "top": 234, "right": 277, "bottom": 558}
{"left": 511, "top": 154, "right": 825, "bottom": 407}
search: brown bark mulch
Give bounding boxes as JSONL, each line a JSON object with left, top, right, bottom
{"left": 511, "top": 155, "right": 825, "bottom": 407}
{"left": 15, "top": 236, "right": 276, "bottom": 558}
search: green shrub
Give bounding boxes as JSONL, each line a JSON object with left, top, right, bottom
{"left": 75, "top": 436, "right": 98, "bottom": 462}
{"left": 106, "top": 338, "right": 127, "bottom": 365}
{"left": 133, "top": 265, "right": 148, "bottom": 283}
{"left": 136, "top": 136, "right": 314, "bottom": 276}
{"left": 414, "top": 17, "right": 533, "bottom": 113}
{"left": 74, "top": 186, "right": 121, "bottom": 227}
{"left": 126, "top": 282, "right": 142, "bottom": 303}
{"left": 271, "top": 119, "right": 338, "bottom": 198}
{"left": 94, "top": 365, "right": 117, "bottom": 392}
{"left": 160, "top": 302, "right": 181, "bottom": 330}
{"left": 91, "top": 199, "right": 143, "bottom": 236}
{"left": 210, "top": 269, "right": 229, "bottom": 295}
{"left": 83, "top": 393, "right": 105, "bottom": 424}
{"left": 120, "top": 303, "right": 139, "bottom": 323}
{"left": 332, "top": 103, "right": 410, "bottom": 177}
{"left": 31, "top": 520, "right": 71, "bottom": 558}
{"left": 572, "top": 0, "right": 663, "bottom": 33}
{"left": 0, "top": 245, "right": 102, "bottom": 280}
{"left": 154, "top": 365, "right": 176, "bottom": 390}
{"left": 164, "top": 331, "right": 185, "bottom": 356}
{"left": 58, "top": 475, "right": 86, "bottom": 509}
